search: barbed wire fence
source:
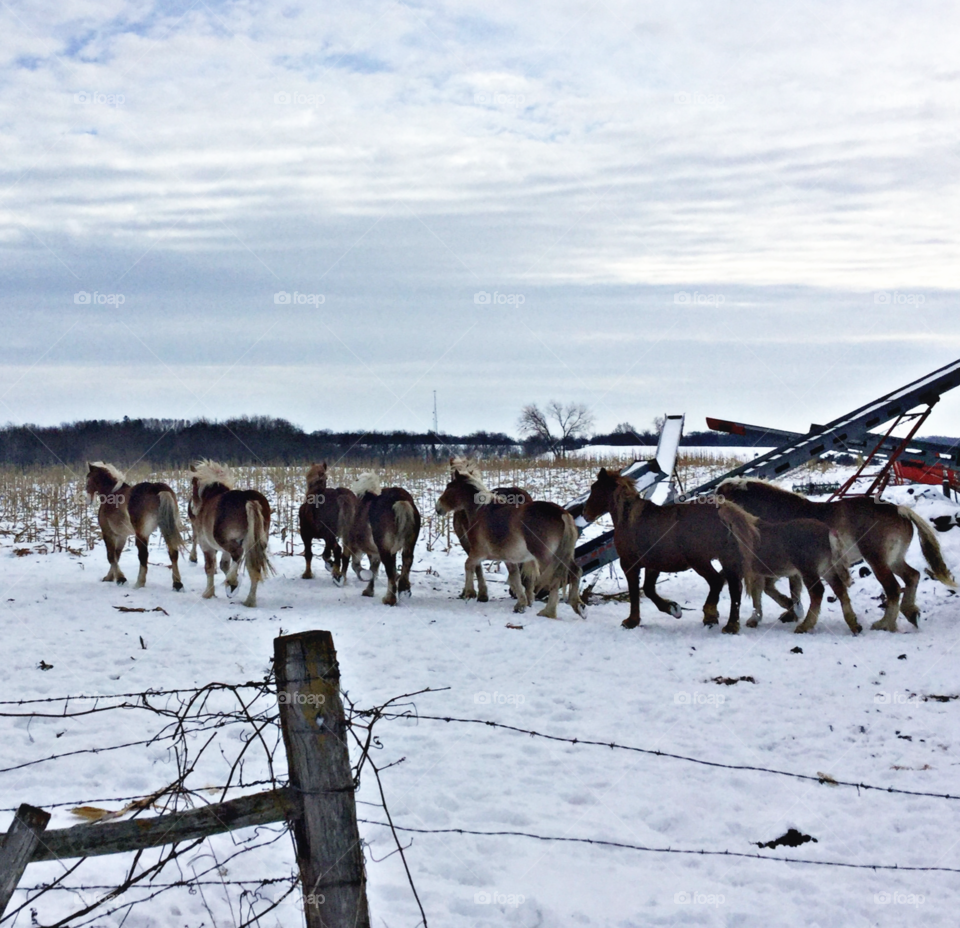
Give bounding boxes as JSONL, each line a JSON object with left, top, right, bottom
{"left": 4, "top": 636, "right": 960, "bottom": 927}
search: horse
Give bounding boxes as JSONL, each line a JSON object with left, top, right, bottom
{"left": 85, "top": 462, "right": 185, "bottom": 590}
{"left": 346, "top": 473, "right": 421, "bottom": 605}
{"left": 718, "top": 502, "right": 861, "bottom": 635}
{"left": 582, "top": 468, "right": 743, "bottom": 632}
{"left": 447, "top": 457, "right": 532, "bottom": 602}
{"left": 716, "top": 478, "right": 957, "bottom": 632}
{"left": 435, "top": 468, "right": 583, "bottom": 619}
{"left": 190, "top": 461, "right": 274, "bottom": 608}
{"left": 298, "top": 462, "right": 359, "bottom": 583}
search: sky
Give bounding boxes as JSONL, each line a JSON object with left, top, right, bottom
{"left": 2, "top": 0, "right": 960, "bottom": 440}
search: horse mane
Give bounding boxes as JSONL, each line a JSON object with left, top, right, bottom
{"left": 449, "top": 456, "right": 483, "bottom": 478}
{"left": 193, "top": 460, "right": 235, "bottom": 494}
{"left": 89, "top": 461, "right": 126, "bottom": 491}
{"left": 719, "top": 477, "right": 805, "bottom": 501}
{"left": 453, "top": 466, "right": 496, "bottom": 504}
{"left": 352, "top": 472, "right": 381, "bottom": 497}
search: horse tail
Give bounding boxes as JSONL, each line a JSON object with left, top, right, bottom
{"left": 717, "top": 501, "right": 762, "bottom": 597}
{"left": 541, "top": 512, "right": 583, "bottom": 614}
{"left": 392, "top": 501, "right": 417, "bottom": 546}
{"left": 828, "top": 528, "right": 853, "bottom": 588}
{"left": 898, "top": 506, "right": 957, "bottom": 587}
{"left": 244, "top": 501, "right": 274, "bottom": 578}
{"left": 157, "top": 490, "right": 185, "bottom": 551}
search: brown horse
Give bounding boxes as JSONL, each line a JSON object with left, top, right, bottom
{"left": 188, "top": 475, "right": 231, "bottom": 575}
{"left": 435, "top": 468, "right": 583, "bottom": 619}
{"left": 298, "top": 462, "right": 359, "bottom": 583}
{"left": 191, "top": 461, "right": 273, "bottom": 608}
{"left": 347, "top": 473, "right": 421, "bottom": 605}
{"left": 582, "top": 468, "right": 743, "bottom": 632}
{"left": 448, "top": 457, "right": 532, "bottom": 602}
{"left": 85, "top": 462, "right": 185, "bottom": 590}
{"left": 716, "top": 478, "right": 956, "bottom": 632}
{"left": 718, "top": 502, "right": 860, "bottom": 635}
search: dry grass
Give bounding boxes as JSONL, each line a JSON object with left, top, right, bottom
{"left": 0, "top": 451, "right": 846, "bottom": 557}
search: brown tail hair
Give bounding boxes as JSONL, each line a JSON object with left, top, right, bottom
{"left": 898, "top": 507, "right": 957, "bottom": 587}
{"left": 157, "top": 490, "right": 185, "bottom": 551}
{"left": 717, "top": 501, "right": 763, "bottom": 598}
{"left": 244, "top": 501, "right": 274, "bottom": 578}
{"left": 542, "top": 513, "right": 583, "bottom": 614}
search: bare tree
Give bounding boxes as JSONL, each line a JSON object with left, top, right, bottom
{"left": 518, "top": 401, "right": 595, "bottom": 458}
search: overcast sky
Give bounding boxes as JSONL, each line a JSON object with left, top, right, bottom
{"left": 2, "top": 0, "right": 960, "bottom": 440}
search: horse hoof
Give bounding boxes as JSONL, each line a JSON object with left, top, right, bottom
{"left": 323, "top": 561, "right": 334, "bottom": 573}
{"left": 173, "top": 582, "right": 184, "bottom": 592}
{"left": 513, "top": 604, "right": 526, "bottom": 614}
{"left": 668, "top": 602, "right": 682, "bottom": 619}
{"left": 903, "top": 609, "right": 920, "bottom": 627}
{"left": 133, "top": 581, "right": 145, "bottom": 590}
{"left": 850, "top": 624, "right": 863, "bottom": 636}
{"left": 242, "top": 599, "right": 256, "bottom": 608}
{"left": 116, "top": 578, "right": 127, "bottom": 586}
{"left": 333, "top": 575, "right": 345, "bottom": 587}
{"left": 721, "top": 623, "right": 739, "bottom": 635}
{"left": 794, "top": 623, "right": 812, "bottom": 634}
{"left": 871, "top": 619, "right": 896, "bottom": 632}
{"left": 779, "top": 610, "right": 798, "bottom": 623}
{"left": 703, "top": 616, "right": 719, "bottom": 626}
{"left": 399, "top": 588, "right": 412, "bottom": 599}
{"left": 227, "top": 584, "right": 238, "bottom": 594}
{"left": 477, "top": 592, "right": 488, "bottom": 603}
{"left": 382, "top": 595, "right": 397, "bottom": 606}
{"left": 301, "top": 571, "right": 313, "bottom": 580}
{"left": 745, "top": 617, "right": 759, "bottom": 628}
{"left": 202, "top": 590, "right": 215, "bottom": 599}
{"left": 358, "top": 568, "right": 374, "bottom": 582}
{"left": 621, "top": 617, "right": 640, "bottom": 629}
{"left": 362, "top": 588, "right": 374, "bottom": 598}
{"left": 462, "top": 589, "right": 477, "bottom": 600}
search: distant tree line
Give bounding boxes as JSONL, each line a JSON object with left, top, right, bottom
{"left": 0, "top": 413, "right": 843, "bottom": 469}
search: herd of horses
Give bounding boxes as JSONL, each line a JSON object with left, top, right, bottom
{"left": 84, "top": 458, "right": 957, "bottom": 634}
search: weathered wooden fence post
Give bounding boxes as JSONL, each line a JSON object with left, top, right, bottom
{"left": 275, "top": 631, "right": 370, "bottom": 928}
{"left": 0, "top": 804, "right": 50, "bottom": 916}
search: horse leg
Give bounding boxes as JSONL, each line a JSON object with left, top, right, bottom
{"left": 745, "top": 579, "right": 765, "bottom": 628}
{"left": 362, "top": 555, "right": 380, "bottom": 597}
{"left": 189, "top": 534, "right": 198, "bottom": 564}
{"left": 776, "top": 575, "right": 804, "bottom": 622}
{"left": 894, "top": 555, "right": 922, "bottom": 628}
{"left": 643, "top": 567, "right": 685, "bottom": 620}
{"left": 112, "top": 537, "right": 128, "bottom": 585}
{"left": 243, "top": 562, "right": 260, "bottom": 608}
{"left": 461, "top": 555, "right": 479, "bottom": 600}
{"left": 523, "top": 563, "right": 538, "bottom": 611}
{"left": 102, "top": 535, "right": 118, "bottom": 582}
{"left": 794, "top": 575, "right": 824, "bottom": 634}
{"left": 220, "top": 553, "right": 231, "bottom": 574}
{"left": 301, "top": 530, "right": 314, "bottom": 579}
{"left": 133, "top": 535, "right": 149, "bottom": 589}
{"left": 537, "top": 576, "right": 561, "bottom": 619}
{"left": 508, "top": 564, "right": 527, "bottom": 613}
{"left": 828, "top": 571, "right": 862, "bottom": 635}
{"left": 720, "top": 563, "right": 742, "bottom": 635}
{"left": 869, "top": 558, "right": 903, "bottom": 632}
{"left": 224, "top": 541, "right": 244, "bottom": 594}
{"left": 381, "top": 550, "right": 399, "bottom": 606}
{"left": 398, "top": 542, "right": 414, "bottom": 598}
{"left": 475, "top": 563, "right": 489, "bottom": 603}
{"left": 202, "top": 549, "right": 217, "bottom": 598}
{"left": 689, "top": 561, "right": 722, "bottom": 626}
{"left": 621, "top": 562, "right": 643, "bottom": 628}
{"left": 168, "top": 539, "right": 183, "bottom": 591}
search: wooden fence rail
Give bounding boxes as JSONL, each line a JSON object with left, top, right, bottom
{"left": 0, "top": 631, "right": 370, "bottom": 928}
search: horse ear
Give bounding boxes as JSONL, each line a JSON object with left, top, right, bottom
{"left": 598, "top": 467, "right": 608, "bottom": 478}
{"left": 321, "top": 461, "right": 328, "bottom": 470}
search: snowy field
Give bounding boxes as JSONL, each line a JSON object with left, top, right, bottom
{"left": 3, "top": 459, "right": 960, "bottom": 926}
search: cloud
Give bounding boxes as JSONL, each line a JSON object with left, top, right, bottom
{"left": 1, "top": 0, "right": 960, "bottom": 435}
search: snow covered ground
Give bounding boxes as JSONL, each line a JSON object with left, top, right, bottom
{"left": 3, "top": 467, "right": 960, "bottom": 926}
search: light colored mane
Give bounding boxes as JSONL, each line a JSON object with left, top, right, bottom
{"left": 193, "top": 460, "right": 235, "bottom": 493}
{"left": 719, "top": 476, "right": 803, "bottom": 500}
{"left": 352, "top": 472, "right": 381, "bottom": 497}
{"left": 455, "top": 467, "right": 495, "bottom": 504}
{"left": 89, "top": 461, "right": 126, "bottom": 491}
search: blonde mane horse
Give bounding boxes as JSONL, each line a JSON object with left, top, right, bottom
{"left": 190, "top": 461, "right": 274, "bottom": 608}
{"left": 85, "top": 462, "right": 185, "bottom": 590}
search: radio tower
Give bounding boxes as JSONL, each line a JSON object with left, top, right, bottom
{"left": 432, "top": 390, "right": 438, "bottom": 434}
